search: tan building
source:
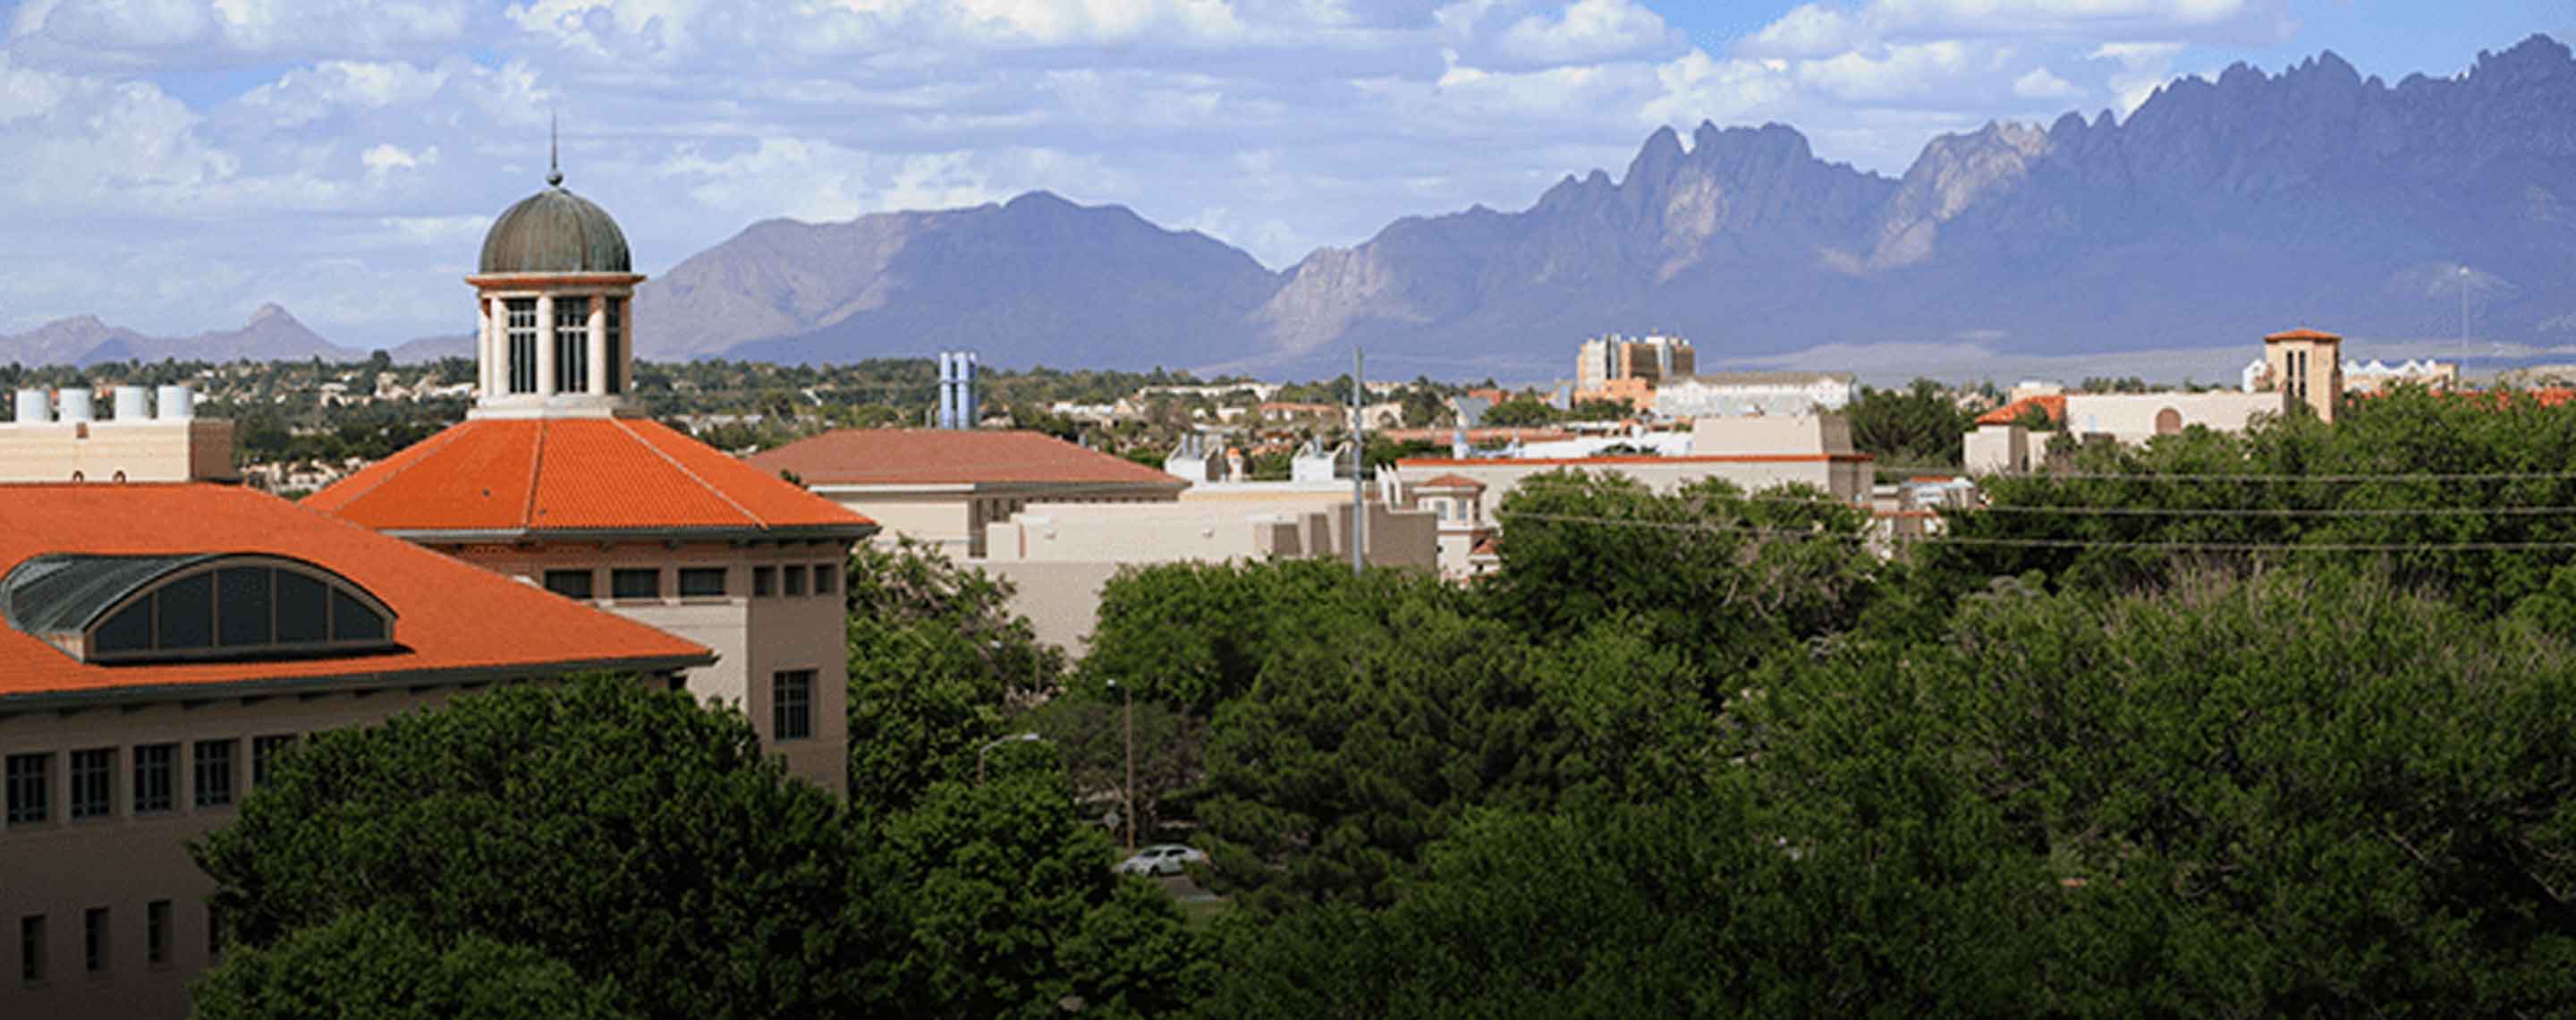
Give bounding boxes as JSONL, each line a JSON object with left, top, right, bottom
{"left": 1966, "top": 327, "right": 2343, "bottom": 474}
{"left": 2257, "top": 327, "right": 2345, "bottom": 422}
{"left": 0, "top": 481, "right": 710, "bottom": 1020}
{"left": 744, "top": 429, "right": 1190, "bottom": 560}
{"left": 3, "top": 386, "right": 233, "bottom": 484}
{"left": 308, "top": 166, "right": 874, "bottom": 793}
{"left": 1576, "top": 333, "right": 1695, "bottom": 403}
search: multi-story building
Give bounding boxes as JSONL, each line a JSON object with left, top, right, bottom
{"left": 1576, "top": 334, "right": 1695, "bottom": 399}
{"left": 0, "top": 435, "right": 711, "bottom": 1019}
{"left": 1967, "top": 327, "right": 2348, "bottom": 473}
{"left": 306, "top": 166, "right": 876, "bottom": 793}
{"left": 745, "top": 429, "right": 1190, "bottom": 560}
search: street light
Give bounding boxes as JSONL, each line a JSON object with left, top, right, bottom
{"left": 976, "top": 732, "right": 1041, "bottom": 785}
{"left": 1106, "top": 678, "right": 1136, "bottom": 851}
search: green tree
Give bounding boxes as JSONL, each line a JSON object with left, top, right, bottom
{"left": 193, "top": 677, "right": 902, "bottom": 1020}
{"left": 1846, "top": 378, "right": 1975, "bottom": 468}
{"left": 844, "top": 539, "right": 1063, "bottom": 812}
{"left": 1480, "top": 397, "right": 1557, "bottom": 427}
{"left": 191, "top": 908, "right": 631, "bottom": 1020}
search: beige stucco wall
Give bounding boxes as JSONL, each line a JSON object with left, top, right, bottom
{"left": 0, "top": 682, "right": 538, "bottom": 1020}
{"left": 1393, "top": 457, "right": 1862, "bottom": 511}
{"left": 978, "top": 561, "right": 1130, "bottom": 650}
{"left": 821, "top": 484, "right": 1182, "bottom": 560}
{"left": 1687, "top": 413, "right": 1853, "bottom": 456}
{"left": 2062, "top": 391, "right": 2287, "bottom": 444}
{"left": 440, "top": 540, "right": 852, "bottom": 794}
{"left": 1963, "top": 424, "right": 2029, "bottom": 475}
{"left": 0, "top": 421, "right": 237, "bottom": 484}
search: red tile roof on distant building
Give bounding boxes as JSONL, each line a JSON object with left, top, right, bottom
{"left": 0, "top": 483, "right": 709, "bottom": 701}
{"left": 1974, "top": 395, "right": 2067, "bottom": 427}
{"left": 306, "top": 418, "right": 875, "bottom": 537}
{"left": 2265, "top": 327, "right": 2343, "bottom": 343}
{"left": 743, "top": 429, "right": 1191, "bottom": 489}
{"left": 1412, "top": 473, "right": 1487, "bottom": 491}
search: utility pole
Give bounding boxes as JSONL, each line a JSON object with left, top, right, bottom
{"left": 1122, "top": 681, "right": 1136, "bottom": 852}
{"left": 2461, "top": 265, "right": 2472, "bottom": 370}
{"left": 1351, "top": 346, "right": 1367, "bottom": 576}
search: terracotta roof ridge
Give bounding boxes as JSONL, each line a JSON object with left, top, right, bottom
{"left": 521, "top": 419, "right": 548, "bottom": 530}
{"left": 314, "top": 419, "right": 475, "bottom": 512}
{"left": 609, "top": 417, "right": 766, "bottom": 528}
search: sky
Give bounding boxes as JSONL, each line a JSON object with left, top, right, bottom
{"left": 0, "top": 0, "right": 2570, "bottom": 349}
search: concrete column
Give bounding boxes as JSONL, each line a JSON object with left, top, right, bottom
{"left": 477, "top": 295, "right": 495, "bottom": 398}
{"left": 587, "top": 293, "right": 608, "bottom": 397}
{"left": 535, "top": 293, "right": 557, "bottom": 397}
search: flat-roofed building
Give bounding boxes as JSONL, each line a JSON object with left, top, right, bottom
{"left": 308, "top": 165, "right": 874, "bottom": 793}
{"left": 0, "top": 482, "right": 710, "bottom": 1020}
{"left": 1651, "top": 371, "right": 1857, "bottom": 421}
{"left": 744, "top": 429, "right": 1191, "bottom": 560}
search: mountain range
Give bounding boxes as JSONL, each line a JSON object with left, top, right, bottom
{"left": 0, "top": 303, "right": 354, "bottom": 367}
{"left": 7, "top": 35, "right": 2575, "bottom": 379}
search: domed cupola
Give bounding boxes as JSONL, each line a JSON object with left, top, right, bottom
{"left": 463, "top": 142, "right": 648, "bottom": 421}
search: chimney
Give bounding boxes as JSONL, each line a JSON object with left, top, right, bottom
{"left": 12, "top": 389, "right": 47, "bottom": 425}
{"left": 0, "top": 383, "right": 235, "bottom": 483}
{"left": 157, "top": 385, "right": 195, "bottom": 421}
{"left": 57, "top": 388, "right": 94, "bottom": 422}
{"left": 113, "top": 386, "right": 150, "bottom": 421}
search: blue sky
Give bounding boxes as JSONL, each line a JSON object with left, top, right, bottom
{"left": 1, "top": 0, "right": 2570, "bottom": 348}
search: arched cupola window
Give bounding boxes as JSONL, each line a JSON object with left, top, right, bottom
{"left": 4, "top": 554, "right": 397, "bottom": 665}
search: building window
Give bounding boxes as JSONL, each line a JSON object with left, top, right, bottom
{"left": 82, "top": 908, "right": 106, "bottom": 973}
{"left": 554, "top": 295, "right": 590, "bottom": 394}
{"left": 772, "top": 670, "right": 815, "bottom": 741}
{"left": 21, "top": 915, "right": 44, "bottom": 983}
{"left": 132, "top": 744, "right": 174, "bottom": 814}
{"left": 69, "top": 750, "right": 112, "bottom": 820}
{"left": 251, "top": 736, "right": 296, "bottom": 789}
{"left": 543, "top": 569, "right": 595, "bottom": 599}
{"left": 811, "top": 564, "right": 836, "bottom": 596}
{"left": 782, "top": 565, "right": 808, "bottom": 597}
{"left": 678, "top": 567, "right": 727, "bottom": 598}
{"left": 193, "top": 740, "right": 235, "bottom": 809}
{"left": 145, "top": 902, "right": 169, "bottom": 965}
{"left": 610, "top": 569, "right": 660, "bottom": 600}
{"left": 80, "top": 560, "right": 392, "bottom": 664}
{"left": 6, "top": 753, "right": 49, "bottom": 825}
{"left": 605, "top": 297, "right": 624, "bottom": 395}
{"left": 752, "top": 566, "right": 775, "bottom": 598}
{"left": 505, "top": 298, "right": 538, "bottom": 395}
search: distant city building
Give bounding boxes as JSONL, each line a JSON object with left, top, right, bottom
{"left": 309, "top": 163, "right": 875, "bottom": 794}
{"left": 1967, "top": 327, "right": 2352, "bottom": 473}
{"left": 1576, "top": 334, "right": 1694, "bottom": 407}
{"left": 936, "top": 351, "right": 980, "bottom": 429}
{"left": 748, "top": 429, "right": 1188, "bottom": 560}
{"left": 1652, "top": 371, "right": 1857, "bottom": 421}
{"left": 2242, "top": 354, "right": 2458, "bottom": 395}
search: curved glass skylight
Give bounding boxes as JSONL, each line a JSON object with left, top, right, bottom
{"left": 4, "top": 554, "right": 396, "bottom": 664}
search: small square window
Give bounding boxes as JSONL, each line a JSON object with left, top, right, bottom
{"left": 610, "top": 569, "right": 660, "bottom": 600}
{"left": 145, "top": 902, "right": 169, "bottom": 966}
{"left": 193, "top": 740, "right": 235, "bottom": 810}
{"left": 782, "top": 565, "right": 808, "bottom": 597}
{"left": 21, "top": 914, "right": 45, "bottom": 983}
{"left": 6, "top": 753, "right": 50, "bottom": 825}
{"left": 771, "top": 669, "right": 815, "bottom": 741}
{"left": 82, "top": 908, "right": 106, "bottom": 973}
{"left": 751, "top": 566, "right": 775, "bottom": 598}
{"left": 542, "top": 570, "right": 595, "bottom": 599}
{"left": 678, "top": 567, "right": 727, "bottom": 598}
{"left": 811, "top": 565, "right": 836, "bottom": 595}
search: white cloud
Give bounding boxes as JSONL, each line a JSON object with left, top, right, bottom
{"left": 1492, "top": 0, "right": 1678, "bottom": 65}
{"left": 2012, "top": 64, "right": 2080, "bottom": 98}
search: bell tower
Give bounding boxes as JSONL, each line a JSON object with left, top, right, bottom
{"left": 465, "top": 135, "right": 645, "bottom": 420}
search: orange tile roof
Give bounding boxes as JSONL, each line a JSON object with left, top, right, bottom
{"left": 1413, "top": 473, "right": 1487, "bottom": 490}
{"left": 1975, "top": 395, "right": 2067, "bottom": 426}
{"left": 2265, "top": 327, "right": 2343, "bottom": 342}
{"left": 0, "top": 483, "right": 709, "bottom": 700}
{"left": 743, "top": 429, "right": 1191, "bottom": 489}
{"left": 307, "top": 418, "right": 875, "bottom": 536}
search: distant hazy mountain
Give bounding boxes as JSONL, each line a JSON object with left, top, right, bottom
{"left": 635, "top": 34, "right": 2576, "bottom": 377}
{"left": 0, "top": 303, "right": 356, "bottom": 367}
{"left": 640, "top": 191, "right": 1282, "bottom": 369}
{"left": 389, "top": 332, "right": 475, "bottom": 363}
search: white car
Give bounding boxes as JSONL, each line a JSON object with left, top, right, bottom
{"left": 1117, "top": 844, "right": 1206, "bottom": 876}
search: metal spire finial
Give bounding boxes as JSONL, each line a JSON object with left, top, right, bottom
{"left": 547, "top": 111, "right": 564, "bottom": 187}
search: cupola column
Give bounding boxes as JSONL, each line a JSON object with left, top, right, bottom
{"left": 535, "top": 293, "right": 557, "bottom": 397}
{"left": 477, "top": 296, "right": 496, "bottom": 397}
{"left": 587, "top": 293, "right": 609, "bottom": 397}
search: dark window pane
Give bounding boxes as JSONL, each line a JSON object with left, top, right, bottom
{"left": 812, "top": 565, "right": 836, "bottom": 594}
{"left": 216, "top": 567, "right": 273, "bottom": 648}
{"left": 69, "top": 750, "right": 111, "bottom": 820}
{"left": 146, "top": 902, "right": 168, "bottom": 965}
{"left": 6, "top": 754, "right": 49, "bottom": 824}
{"left": 21, "top": 914, "right": 44, "bottom": 983}
{"left": 275, "top": 571, "right": 326, "bottom": 643}
{"left": 782, "top": 565, "right": 807, "bottom": 597}
{"left": 153, "top": 574, "right": 213, "bottom": 650}
{"left": 82, "top": 908, "right": 105, "bottom": 973}
{"left": 132, "top": 745, "right": 174, "bottom": 814}
{"left": 92, "top": 601, "right": 150, "bottom": 654}
{"left": 555, "top": 296, "right": 590, "bottom": 395}
{"left": 193, "top": 741, "right": 234, "bottom": 809}
{"left": 330, "top": 590, "right": 385, "bottom": 642}
{"left": 771, "top": 670, "right": 814, "bottom": 741}
{"left": 611, "top": 569, "right": 659, "bottom": 599}
{"left": 751, "top": 566, "right": 775, "bottom": 597}
{"left": 606, "top": 298, "right": 624, "bottom": 394}
{"left": 678, "top": 567, "right": 726, "bottom": 597}
{"left": 542, "top": 570, "right": 594, "bottom": 599}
